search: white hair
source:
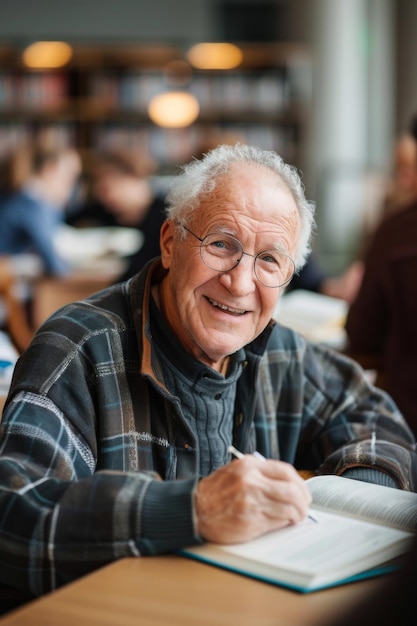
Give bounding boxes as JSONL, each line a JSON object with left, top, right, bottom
{"left": 165, "top": 143, "right": 316, "bottom": 270}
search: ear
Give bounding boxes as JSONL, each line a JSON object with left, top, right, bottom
{"left": 159, "top": 219, "right": 175, "bottom": 269}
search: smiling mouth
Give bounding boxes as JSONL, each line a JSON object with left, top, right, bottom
{"left": 208, "top": 298, "right": 247, "bottom": 315}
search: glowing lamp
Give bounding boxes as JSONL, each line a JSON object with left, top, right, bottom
{"left": 186, "top": 43, "right": 243, "bottom": 70}
{"left": 148, "top": 91, "right": 199, "bottom": 128}
{"left": 22, "top": 41, "right": 73, "bottom": 69}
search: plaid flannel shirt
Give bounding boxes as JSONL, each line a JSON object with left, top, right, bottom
{"left": 1, "top": 260, "right": 416, "bottom": 597}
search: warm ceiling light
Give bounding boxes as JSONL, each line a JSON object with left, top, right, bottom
{"left": 148, "top": 91, "right": 200, "bottom": 128}
{"left": 22, "top": 41, "right": 73, "bottom": 69}
{"left": 186, "top": 43, "right": 243, "bottom": 70}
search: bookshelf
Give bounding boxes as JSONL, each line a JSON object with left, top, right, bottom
{"left": 0, "top": 43, "right": 311, "bottom": 174}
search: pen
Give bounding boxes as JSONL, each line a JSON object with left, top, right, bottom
{"left": 227, "top": 445, "right": 318, "bottom": 523}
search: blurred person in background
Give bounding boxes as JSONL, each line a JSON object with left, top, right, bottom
{"left": 0, "top": 141, "right": 81, "bottom": 276}
{"left": 345, "top": 113, "right": 417, "bottom": 436}
{"left": 68, "top": 147, "right": 166, "bottom": 281}
{"left": 359, "top": 129, "right": 417, "bottom": 257}
{"left": 382, "top": 132, "right": 417, "bottom": 218}
{"left": 286, "top": 253, "right": 364, "bottom": 304}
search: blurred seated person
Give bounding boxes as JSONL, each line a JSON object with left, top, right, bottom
{"left": 345, "top": 125, "right": 417, "bottom": 429}
{"left": 358, "top": 131, "right": 417, "bottom": 257}
{"left": 0, "top": 141, "right": 81, "bottom": 276}
{"left": 345, "top": 114, "right": 417, "bottom": 435}
{"left": 68, "top": 148, "right": 166, "bottom": 281}
{"left": 286, "top": 253, "right": 364, "bottom": 304}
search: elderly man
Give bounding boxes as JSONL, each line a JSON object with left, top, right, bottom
{"left": 1, "top": 144, "right": 416, "bottom": 599}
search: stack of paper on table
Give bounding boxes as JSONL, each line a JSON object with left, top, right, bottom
{"left": 274, "top": 289, "right": 348, "bottom": 347}
{"left": 54, "top": 225, "right": 143, "bottom": 268}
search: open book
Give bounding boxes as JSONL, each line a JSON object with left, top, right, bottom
{"left": 179, "top": 475, "right": 417, "bottom": 593}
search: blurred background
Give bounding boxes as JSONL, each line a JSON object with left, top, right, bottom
{"left": 0, "top": 0, "right": 416, "bottom": 275}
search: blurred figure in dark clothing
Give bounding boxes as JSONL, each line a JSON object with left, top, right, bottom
{"left": 345, "top": 113, "right": 417, "bottom": 435}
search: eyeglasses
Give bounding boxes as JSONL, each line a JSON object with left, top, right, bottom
{"left": 180, "top": 224, "right": 295, "bottom": 288}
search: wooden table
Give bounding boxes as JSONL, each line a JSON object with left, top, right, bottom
{"left": 0, "top": 554, "right": 385, "bottom": 626}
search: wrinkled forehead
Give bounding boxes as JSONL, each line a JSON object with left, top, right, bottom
{"left": 200, "top": 161, "right": 296, "bottom": 214}
{"left": 190, "top": 161, "right": 300, "bottom": 249}
{"left": 203, "top": 162, "right": 291, "bottom": 208}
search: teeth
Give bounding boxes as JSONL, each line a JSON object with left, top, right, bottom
{"left": 208, "top": 298, "right": 246, "bottom": 315}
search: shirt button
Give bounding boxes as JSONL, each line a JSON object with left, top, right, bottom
{"left": 215, "top": 393, "right": 222, "bottom": 400}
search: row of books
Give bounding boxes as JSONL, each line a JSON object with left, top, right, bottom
{"left": 0, "top": 70, "right": 302, "bottom": 116}
{"left": 88, "top": 69, "right": 293, "bottom": 115}
{"left": 0, "top": 73, "right": 69, "bottom": 110}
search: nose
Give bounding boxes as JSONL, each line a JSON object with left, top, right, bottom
{"left": 218, "top": 253, "right": 256, "bottom": 294}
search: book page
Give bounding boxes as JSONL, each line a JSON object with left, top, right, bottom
{"left": 307, "top": 475, "right": 417, "bottom": 532}
{"left": 183, "top": 509, "right": 414, "bottom": 590}
{"left": 221, "top": 510, "right": 410, "bottom": 576}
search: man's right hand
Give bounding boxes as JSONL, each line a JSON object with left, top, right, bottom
{"left": 194, "top": 455, "right": 312, "bottom": 544}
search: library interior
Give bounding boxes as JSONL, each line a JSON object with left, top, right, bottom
{"left": 1, "top": 1, "right": 417, "bottom": 625}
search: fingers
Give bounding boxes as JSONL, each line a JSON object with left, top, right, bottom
{"left": 194, "top": 457, "right": 312, "bottom": 545}
{"left": 234, "top": 456, "right": 312, "bottom": 523}
{"left": 252, "top": 457, "right": 312, "bottom": 508}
